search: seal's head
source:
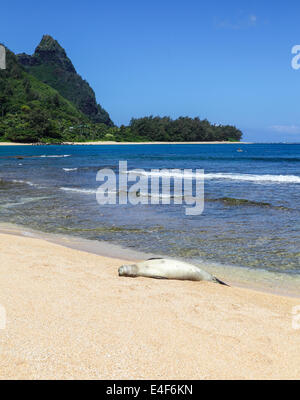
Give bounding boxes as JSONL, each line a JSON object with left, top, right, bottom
{"left": 118, "top": 264, "right": 138, "bottom": 277}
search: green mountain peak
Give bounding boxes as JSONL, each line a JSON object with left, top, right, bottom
{"left": 0, "top": 45, "right": 91, "bottom": 143}
{"left": 17, "top": 35, "right": 113, "bottom": 126}
{"left": 37, "top": 34, "right": 62, "bottom": 50}
{"left": 32, "top": 35, "right": 76, "bottom": 73}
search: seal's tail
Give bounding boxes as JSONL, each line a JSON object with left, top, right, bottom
{"left": 214, "top": 277, "right": 230, "bottom": 287}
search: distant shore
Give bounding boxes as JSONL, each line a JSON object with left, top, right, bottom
{"left": 0, "top": 230, "right": 299, "bottom": 379}
{"left": 0, "top": 141, "right": 252, "bottom": 146}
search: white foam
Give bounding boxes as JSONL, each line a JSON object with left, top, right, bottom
{"left": 125, "top": 170, "right": 300, "bottom": 184}
{"left": 60, "top": 187, "right": 97, "bottom": 194}
{"left": 63, "top": 168, "right": 78, "bottom": 172}
{"left": 12, "top": 179, "right": 39, "bottom": 187}
{"left": 1, "top": 197, "right": 49, "bottom": 208}
{"left": 39, "top": 155, "right": 71, "bottom": 158}
{"left": 60, "top": 187, "right": 123, "bottom": 195}
{"left": 139, "top": 192, "right": 182, "bottom": 200}
{"left": 60, "top": 187, "right": 183, "bottom": 200}
{"left": 204, "top": 172, "right": 300, "bottom": 183}
{"left": 11, "top": 180, "right": 46, "bottom": 189}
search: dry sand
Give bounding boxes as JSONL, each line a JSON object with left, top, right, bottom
{"left": 0, "top": 142, "right": 32, "bottom": 146}
{"left": 0, "top": 232, "right": 299, "bottom": 380}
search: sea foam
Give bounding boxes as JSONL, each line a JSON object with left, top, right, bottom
{"left": 125, "top": 170, "right": 300, "bottom": 184}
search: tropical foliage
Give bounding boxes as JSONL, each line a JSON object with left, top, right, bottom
{"left": 0, "top": 37, "right": 242, "bottom": 143}
{"left": 126, "top": 116, "right": 242, "bottom": 142}
{"left": 17, "top": 35, "right": 113, "bottom": 126}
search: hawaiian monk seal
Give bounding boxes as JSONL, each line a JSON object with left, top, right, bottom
{"left": 118, "top": 258, "right": 229, "bottom": 286}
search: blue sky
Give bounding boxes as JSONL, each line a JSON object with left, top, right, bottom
{"left": 1, "top": 0, "right": 300, "bottom": 142}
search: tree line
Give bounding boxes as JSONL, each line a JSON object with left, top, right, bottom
{"left": 120, "top": 116, "right": 242, "bottom": 142}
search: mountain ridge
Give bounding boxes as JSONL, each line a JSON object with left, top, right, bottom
{"left": 17, "top": 35, "right": 113, "bottom": 126}
{"left": 0, "top": 45, "right": 96, "bottom": 142}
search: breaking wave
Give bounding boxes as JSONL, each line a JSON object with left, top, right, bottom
{"left": 124, "top": 170, "right": 300, "bottom": 184}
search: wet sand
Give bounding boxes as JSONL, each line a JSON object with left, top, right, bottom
{"left": 0, "top": 232, "right": 299, "bottom": 379}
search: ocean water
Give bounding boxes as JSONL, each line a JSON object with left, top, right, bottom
{"left": 0, "top": 143, "right": 299, "bottom": 287}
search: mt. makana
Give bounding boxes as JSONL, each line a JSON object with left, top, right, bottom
{"left": 18, "top": 35, "right": 113, "bottom": 126}
{"left": 0, "top": 35, "right": 117, "bottom": 143}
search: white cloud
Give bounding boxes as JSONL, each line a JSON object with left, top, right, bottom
{"left": 270, "top": 125, "right": 300, "bottom": 134}
{"left": 215, "top": 14, "right": 257, "bottom": 30}
{"left": 249, "top": 15, "right": 257, "bottom": 26}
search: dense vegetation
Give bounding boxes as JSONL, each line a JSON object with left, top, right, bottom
{"left": 0, "top": 48, "right": 92, "bottom": 142}
{"left": 0, "top": 36, "right": 242, "bottom": 143}
{"left": 17, "top": 35, "right": 113, "bottom": 127}
{"left": 123, "top": 116, "right": 242, "bottom": 142}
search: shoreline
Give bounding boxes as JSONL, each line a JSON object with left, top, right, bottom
{"left": 0, "top": 141, "right": 252, "bottom": 146}
{"left": 0, "top": 222, "right": 299, "bottom": 299}
{"left": 0, "top": 230, "right": 299, "bottom": 379}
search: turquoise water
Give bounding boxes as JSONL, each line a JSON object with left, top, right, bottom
{"left": 0, "top": 143, "right": 299, "bottom": 279}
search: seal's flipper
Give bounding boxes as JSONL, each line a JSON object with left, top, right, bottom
{"left": 215, "top": 277, "right": 230, "bottom": 287}
{"left": 152, "top": 276, "right": 167, "bottom": 280}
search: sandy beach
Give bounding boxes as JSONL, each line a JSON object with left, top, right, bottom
{"left": 0, "top": 232, "right": 299, "bottom": 380}
{"left": 0, "top": 141, "right": 251, "bottom": 146}
{"left": 0, "top": 142, "right": 33, "bottom": 146}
